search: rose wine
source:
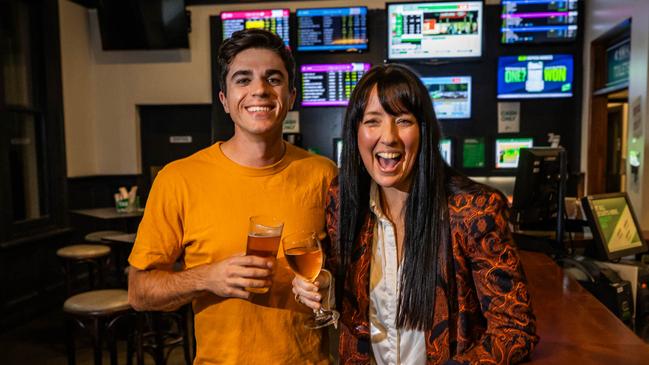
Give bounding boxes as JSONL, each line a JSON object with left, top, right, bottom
{"left": 245, "top": 234, "right": 281, "bottom": 293}
{"left": 285, "top": 247, "right": 323, "bottom": 282}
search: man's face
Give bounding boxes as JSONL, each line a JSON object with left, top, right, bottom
{"left": 218, "top": 48, "right": 296, "bottom": 139}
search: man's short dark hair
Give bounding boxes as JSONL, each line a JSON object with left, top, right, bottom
{"left": 217, "top": 29, "right": 295, "bottom": 94}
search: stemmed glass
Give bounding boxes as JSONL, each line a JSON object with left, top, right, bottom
{"left": 282, "top": 231, "right": 339, "bottom": 329}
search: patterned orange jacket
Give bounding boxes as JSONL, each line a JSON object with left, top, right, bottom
{"left": 324, "top": 175, "right": 539, "bottom": 364}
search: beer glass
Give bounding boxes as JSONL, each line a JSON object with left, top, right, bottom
{"left": 283, "top": 231, "right": 339, "bottom": 329}
{"left": 245, "top": 215, "right": 283, "bottom": 293}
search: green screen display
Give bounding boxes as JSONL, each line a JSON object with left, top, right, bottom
{"left": 462, "top": 138, "right": 485, "bottom": 168}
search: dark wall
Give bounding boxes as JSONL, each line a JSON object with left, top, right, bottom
{"left": 209, "top": 4, "right": 583, "bottom": 177}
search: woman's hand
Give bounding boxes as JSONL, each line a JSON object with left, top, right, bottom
{"left": 291, "top": 271, "right": 330, "bottom": 310}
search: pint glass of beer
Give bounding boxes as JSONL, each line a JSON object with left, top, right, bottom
{"left": 245, "top": 215, "right": 284, "bottom": 293}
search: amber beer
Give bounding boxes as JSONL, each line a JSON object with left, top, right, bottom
{"left": 284, "top": 246, "right": 323, "bottom": 282}
{"left": 245, "top": 216, "right": 283, "bottom": 293}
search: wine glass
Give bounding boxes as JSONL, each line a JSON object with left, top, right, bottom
{"left": 282, "top": 231, "right": 339, "bottom": 329}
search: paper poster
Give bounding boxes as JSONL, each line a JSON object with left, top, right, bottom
{"left": 282, "top": 111, "right": 300, "bottom": 133}
{"left": 498, "top": 102, "right": 520, "bottom": 133}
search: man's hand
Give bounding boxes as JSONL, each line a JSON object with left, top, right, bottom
{"left": 199, "top": 253, "right": 274, "bottom": 300}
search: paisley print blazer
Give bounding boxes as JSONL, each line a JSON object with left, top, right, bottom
{"left": 324, "top": 175, "right": 539, "bottom": 364}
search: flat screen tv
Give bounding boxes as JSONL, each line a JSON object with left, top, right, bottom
{"left": 501, "top": 0, "right": 579, "bottom": 44}
{"left": 97, "top": 0, "right": 189, "bottom": 50}
{"left": 582, "top": 193, "right": 648, "bottom": 261}
{"left": 297, "top": 7, "right": 368, "bottom": 52}
{"left": 439, "top": 138, "right": 452, "bottom": 165}
{"left": 497, "top": 54, "right": 574, "bottom": 99}
{"left": 221, "top": 9, "right": 290, "bottom": 45}
{"left": 301, "top": 63, "right": 371, "bottom": 107}
{"left": 387, "top": 1, "right": 483, "bottom": 60}
{"left": 495, "top": 138, "right": 533, "bottom": 169}
{"left": 420, "top": 76, "right": 471, "bottom": 119}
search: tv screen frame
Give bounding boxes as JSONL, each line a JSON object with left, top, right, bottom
{"left": 497, "top": 54, "right": 574, "bottom": 99}
{"left": 500, "top": 0, "right": 579, "bottom": 45}
{"left": 420, "top": 76, "right": 472, "bottom": 119}
{"left": 386, "top": 0, "right": 484, "bottom": 61}
{"left": 296, "top": 6, "right": 368, "bottom": 52}
{"left": 581, "top": 192, "right": 648, "bottom": 261}
{"left": 495, "top": 137, "right": 533, "bottom": 169}
{"left": 220, "top": 9, "right": 291, "bottom": 46}
{"left": 97, "top": 0, "right": 190, "bottom": 50}
{"left": 300, "top": 63, "right": 371, "bottom": 107}
{"left": 439, "top": 138, "right": 453, "bottom": 165}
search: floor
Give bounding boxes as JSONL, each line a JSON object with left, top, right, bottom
{"left": 0, "top": 309, "right": 190, "bottom": 365}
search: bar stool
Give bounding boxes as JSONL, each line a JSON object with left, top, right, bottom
{"left": 85, "top": 230, "right": 127, "bottom": 243}
{"left": 63, "top": 289, "right": 134, "bottom": 365}
{"left": 57, "top": 244, "right": 111, "bottom": 295}
{"left": 136, "top": 305, "right": 193, "bottom": 365}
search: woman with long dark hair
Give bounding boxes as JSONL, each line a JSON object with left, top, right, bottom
{"left": 293, "top": 64, "right": 538, "bottom": 364}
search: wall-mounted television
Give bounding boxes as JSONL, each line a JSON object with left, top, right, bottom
{"left": 420, "top": 76, "right": 471, "bottom": 119}
{"left": 440, "top": 138, "right": 452, "bottom": 165}
{"left": 301, "top": 63, "right": 371, "bottom": 107}
{"left": 97, "top": 0, "right": 189, "bottom": 50}
{"left": 221, "top": 9, "right": 290, "bottom": 45}
{"left": 297, "top": 7, "right": 368, "bottom": 52}
{"left": 497, "top": 54, "right": 574, "bottom": 99}
{"left": 387, "top": 1, "right": 483, "bottom": 60}
{"left": 501, "top": 0, "right": 578, "bottom": 44}
{"left": 495, "top": 138, "right": 533, "bottom": 169}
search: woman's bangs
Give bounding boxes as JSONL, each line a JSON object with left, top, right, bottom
{"left": 376, "top": 78, "right": 420, "bottom": 118}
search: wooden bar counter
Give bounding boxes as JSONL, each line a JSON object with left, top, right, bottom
{"left": 520, "top": 250, "right": 649, "bottom": 364}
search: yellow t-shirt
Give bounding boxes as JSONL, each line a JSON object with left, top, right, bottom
{"left": 129, "top": 141, "right": 337, "bottom": 364}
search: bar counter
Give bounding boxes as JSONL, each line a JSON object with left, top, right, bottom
{"left": 520, "top": 251, "right": 649, "bottom": 364}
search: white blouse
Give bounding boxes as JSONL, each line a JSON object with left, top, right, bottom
{"left": 368, "top": 183, "right": 427, "bottom": 365}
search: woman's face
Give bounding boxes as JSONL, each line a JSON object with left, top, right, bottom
{"left": 357, "top": 86, "right": 420, "bottom": 192}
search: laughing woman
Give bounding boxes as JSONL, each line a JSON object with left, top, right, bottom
{"left": 293, "top": 64, "right": 538, "bottom": 364}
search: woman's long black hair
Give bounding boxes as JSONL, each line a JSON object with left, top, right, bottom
{"left": 339, "top": 64, "right": 452, "bottom": 331}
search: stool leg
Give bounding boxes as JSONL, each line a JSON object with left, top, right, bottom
{"left": 107, "top": 321, "right": 118, "bottom": 365}
{"left": 65, "top": 318, "right": 76, "bottom": 365}
{"left": 136, "top": 313, "right": 145, "bottom": 365}
{"left": 92, "top": 318, "right": 103, "bottom": 365}
{"left": 180, "top": 308, "right": 192, "bottom": 365}
{"left": 151, "top": 313, "right": 165, "bottom": 365}
{"left": 88, "top": 262, "right": 96, "bottom": 290}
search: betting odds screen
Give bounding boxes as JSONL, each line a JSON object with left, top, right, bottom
{"left": 297, "top": 7, "right": 368, "bottom": 51}
{"left": 387, "top": 1, "right": 483, "bottom": 60}
{"left": 301, "top": 63, "right": 371, "bottom": 107}
{"left": 421, "top": 76, "right": 472, "bottom": 119}
{"left": 501, "top": 0, "right": 578, "bottom": 44}
{"left": 221, "top": 9, "right": 290, "bottom": 45}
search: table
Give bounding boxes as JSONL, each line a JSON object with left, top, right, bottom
{"left": 70, "top": 207, "right": 144, "bottom": 234}
{"left": 520, "top": 250, "right": 649, "bottom": 364}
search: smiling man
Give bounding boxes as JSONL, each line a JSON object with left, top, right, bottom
{"left": 127, "top": 29, "right": 337, "bottom": 364}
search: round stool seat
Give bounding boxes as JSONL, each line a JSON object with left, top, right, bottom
{"left": 64, "top": 289, "right": 130, "bottom": 316}
{"left": 57, "top": 244, "right": 111, "bottom": 260}
{"left": 85, "top": 230, "right": 127, "bottom": 243}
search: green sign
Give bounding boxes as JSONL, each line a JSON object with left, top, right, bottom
{"left": 606, "top": 39, "right": 630, "bottom": 88}
{"left": 462, "top": 138, "right": 485, "bottom": 168}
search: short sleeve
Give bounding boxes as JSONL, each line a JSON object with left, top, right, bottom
{"left": 128, "top": 166, "right": 186, "bottom": 270}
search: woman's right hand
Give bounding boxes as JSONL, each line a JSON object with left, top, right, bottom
{"left": 291, "top": 275, "right": 323, "bottom": 310}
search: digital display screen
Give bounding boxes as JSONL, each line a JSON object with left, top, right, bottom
{"left": 440, "top": 139, "right": 452, "bottom": 165}
{"left": 589, "top": 196, "right": 644, "bottom": 254}
{"left": 501, "top": 0, "right": 578, "bottom": 44}
{"left": 221, "top": 9, "right": 290, "bottom": 45}
{"left": 462, "top": 137, "right": 485, "bottom": 168}
{"left": 297, "top": 7, "right": 368, "bottom": 51}
{"left": 495, "top": 138, "right": 533, "bottom": 169}
{"left": 497, "top": 54, "right": 574, "bottom": 99}
{"left": 420, "top": 76, "right": 471, "bottom": 119}
{"left": 387, "top": 1, "right": 483, "bottom": 60}
{"left": 301, "top": 63, "right": 371, "bottom": 107}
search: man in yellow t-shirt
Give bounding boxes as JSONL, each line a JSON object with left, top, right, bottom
{"left": 128, "top": 29, "right": 337, "bottom": 364}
